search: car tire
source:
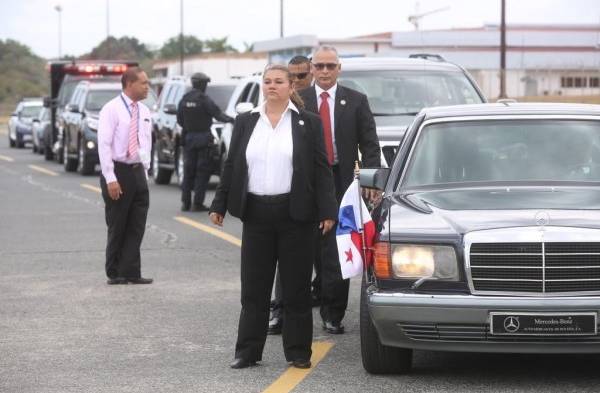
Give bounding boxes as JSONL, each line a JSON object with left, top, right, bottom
{"left": 32, "top": 142, "right": 38, "bottom": 153}
{"left": 175, "top": 145, "right": 184, "bottom": 188}
{"left": 16, "top": 133, "right": 25, "bottom": 148}
{"left": 63, "top": 138, "right": 78, "bottom": 172}
{"left": 360, "top": 274, "right": 413, "bottom": 374}
{"left": 9, "top": 133, "right": 16, "bottom": 148}
{"left": 77, "top": 138, "right": 94, "bottom": 175}
{"left": 151, "top": 144, "right": 172, "bottom": 185}
{"left": 44, "top": 139, "right": 54, "bottom": 160}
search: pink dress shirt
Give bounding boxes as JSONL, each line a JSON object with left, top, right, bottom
{"left": 98, "top": 93, "right": 152, "bottom": 183}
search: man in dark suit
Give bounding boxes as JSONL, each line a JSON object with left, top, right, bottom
{"left": 299, "top": 45, "right": 381, "bottom": 334}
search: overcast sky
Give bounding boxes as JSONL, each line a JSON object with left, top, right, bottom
{"left": 2, "top": 0, "right": 600, "bottom": 59}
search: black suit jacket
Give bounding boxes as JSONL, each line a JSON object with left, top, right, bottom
{"left": 299, "top": 84, "right": 381, "bottom": 193}
{"left": 210, "top": 108, "right": 338, "bottom": 222}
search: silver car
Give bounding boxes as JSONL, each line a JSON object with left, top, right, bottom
{"left": 360, "top": 102, "right": 600, "bottom": 374}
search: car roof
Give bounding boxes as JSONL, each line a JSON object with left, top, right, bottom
{"left": 420, "top": 102, "right": 600, "bottom": 119}
{"left": 76, "top": 81, "right": 121, "bottom": 90}
{"left": 340, "top": 57, "right": 465, "bottom": 72}
{"left": 21, "top": 100, "right": 43, "bottom": 106}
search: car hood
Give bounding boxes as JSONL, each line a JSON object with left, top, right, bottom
{"left": 374, "top": 115, "right": 412, "bottom": 142}
{"left": 388, "top": 187, "right": 600, "bottom": 236}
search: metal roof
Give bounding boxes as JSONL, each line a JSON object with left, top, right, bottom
{"left": 340, "top": 57, "right": 464, "bottom": 72}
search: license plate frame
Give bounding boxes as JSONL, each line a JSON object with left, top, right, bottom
{"left": 489, "top": 312, "right": 597, "bottom": 336}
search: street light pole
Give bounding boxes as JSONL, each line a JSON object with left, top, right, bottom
{"left": 180, "top": 0, "right": 184, "bottom": 75}
{"left": 499, "top": 0, "right": 507, "bottom": 98}
{"left": 54, "top": 4, "right": 62, "bottom": 60}
{"left": 280, "top": 0, "right": 284, "bottom": 38}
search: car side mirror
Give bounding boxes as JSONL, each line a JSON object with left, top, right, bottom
{"left": 11, "top": 112, "right": 18, "bottom": 117}
{"left": 360, "top": 168, "right": 390, "bottom": 191}
{"left": 163, "top": 104, "right": 177, "bottom": 115}
{"left": 235, "top": 102, "right": 254, "bottom": 114}
{"left": 32, "top": 118, "right": 40, "bottom": 123}
{"left": 43, "top": 96, "right": 53, "bottom": 108}
{"left": 66, "top": 104, "right": 79, "bottom": 113}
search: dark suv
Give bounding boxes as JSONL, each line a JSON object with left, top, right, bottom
{"left": 151, "top": 76, "right": 236, "bottom": 185}
{"left": 62, "top": 80, "right": 156, "bottom": 175}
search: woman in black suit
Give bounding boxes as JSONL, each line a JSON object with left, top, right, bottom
{"left": 209, "top": 64, "right": 337, "bottom": 369}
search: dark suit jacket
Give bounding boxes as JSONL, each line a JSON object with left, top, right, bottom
{"left": 210, "top": 108, "right": 338, "bottom": 223}
{"left": 299, "top": 84, "right": 381, "bottom": 194}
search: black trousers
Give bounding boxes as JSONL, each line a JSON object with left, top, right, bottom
{"left": 181, "top": 139, "right": 211, "bottom": 207}
{"left": 319, "top": 165, "right": 349, "bottom": 324}
{"left": 100, "top": 162, "right": 149, "bottom": 279}
{"left": 235, "top": 194, "right": 315, "bottom": 362}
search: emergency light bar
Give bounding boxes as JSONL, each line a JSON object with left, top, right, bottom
{"left": 62, "top": 63, "right": 129, "bottom": 75}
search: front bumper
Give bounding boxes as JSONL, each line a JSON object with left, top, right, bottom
{"left": 369, "top": 290, "right": 600, "bottom": 353}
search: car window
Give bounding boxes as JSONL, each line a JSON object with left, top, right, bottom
{"left": 141, "top": 89, "right": 158, "bottom": 110}
{"left": 173, "top": 85, "right": 185, "bottom": 105}
{"left": 206, "top": 85, "right": 235, "bottom": 111}
{"left": 69, "top": 86, "right": 84, "bottom": 106}
{"left": 248, "top": 83, "right": 260, "bottom": 107}
{"left": 402, "top": 119, "right": 600, "bottom": 188}
{"left": 21, "top": 105, "right": 43, "bottom": 118}
{"left": 236, "top": 82, "right": 254, "bottom": 105}
{"left": 160, "top": 85, "right": 175, "bottom": 108}
{"left": 85, "top": 90, "right": 120, "bottom": 111}
{"left": 58, "top": 80, "right": 80, "bottom": 107}
{"left": 339, "top": 70, "right": 483, "bottom": 116}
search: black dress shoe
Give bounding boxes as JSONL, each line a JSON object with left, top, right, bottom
{"left": 291, "top": 359, "right": 311, "bottom": 369}
{"left": 126, "top": 277, "right": 154, "bottom": 284}
{"left": 322, "top": 320, "right": 345, "bottom": 334}
{"left": 191, "top": 204, "right": 209, "bottom": 212}
{"left": 181, "top": 203, "right": 190, "bottom": 212}
{"left": 107, "top": 277, "right": 127, "bottom": 285}
{"left": 230, "top": 358, "right": 257, "bottom": 369}
{"left": 267, "top": 317, "right": 283, "bottom": 335}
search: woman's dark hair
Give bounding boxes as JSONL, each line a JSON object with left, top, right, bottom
{"left": 121, "top": 66, "right": 145, "bottom": 89}
{"left": 263, "top": 64, "right": 305, "bottom": 109}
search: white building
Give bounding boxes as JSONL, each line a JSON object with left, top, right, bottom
{"left": 253, "top": 24, "right": 600, "bottom": 99}
{"left": 152, "top": 52, "right": 268, "bottom": 85}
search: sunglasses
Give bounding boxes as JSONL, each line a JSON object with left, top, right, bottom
{"left": 291, "top": 72, "right": 309, "bottom": 80}
{"left": 312, "top": 63, "right": 338, "bottom": 71}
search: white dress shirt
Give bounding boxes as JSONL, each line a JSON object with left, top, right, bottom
{"left": 245, "top": 101, "right": 297, "bottom": 195}
{"left": 98, "top": 93, "right": 152, "bottom": 183}
{"left": 315, "top": 83, "right": 338, "bottom": 163}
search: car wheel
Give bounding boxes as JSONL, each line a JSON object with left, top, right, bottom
{"left": 32, "top": 142, "right": 38, "bottom": 153}
{"left": 77, "top": 138, "right": 94, "bottom": 175}
{"left": 63, "top": 138, "right": 78, "bottom": 172}
{"left": 360, "top": 274, "right": 412, "bottom": 374}
{"left": 176, "top": 145, "right": 185, "bottom": 188}
{"left": 16, "top": 133, "right": 25, "bottom": 148}
{"left": 44, "top": 138, "right": 54, "bottom": 160}
{"left": 151, "top": 144, "right": 172, "bottom": 185}
{"left": 9, "top": 133, "right": 16, "bottom": 148}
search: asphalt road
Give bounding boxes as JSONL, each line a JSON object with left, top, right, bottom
{"left": 3, "top": 124, "right": 600, "bottom": 393}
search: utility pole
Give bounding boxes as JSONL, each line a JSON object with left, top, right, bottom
{"left": 280, "top": 0, "right": 284, "bottom": 38}
{"left": 180, "top": 0, "right": 184, "bottom": 75}
{"left": 106, "top": 0, "right": 111, "bottom": 58}
{"left": 54, "top": 4, "right": 62, "bottom": 60}
{"left": 499, "top": 0, "right": 507, "bottom": 98}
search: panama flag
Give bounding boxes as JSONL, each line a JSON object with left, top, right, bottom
{"left": 336, "top": 179, "right": 376, "bottom": 279}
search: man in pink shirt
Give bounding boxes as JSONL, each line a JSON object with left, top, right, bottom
{"left": 98, "top": 67, "right": 153, "bottom": 285}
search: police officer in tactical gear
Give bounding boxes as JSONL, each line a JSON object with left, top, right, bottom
{"left": 177, "top": 72, "right": 234, "bottom": 212}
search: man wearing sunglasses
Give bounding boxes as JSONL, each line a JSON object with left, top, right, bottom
{"left": 299, "top": 45, "right": 380, "bottom": 335}
{"left": 288, "top": 55, "right": 313, "bottom": 91}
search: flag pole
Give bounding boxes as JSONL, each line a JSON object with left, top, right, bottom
{"left": 354, "top": 161, "right": 368, "bottom": 265}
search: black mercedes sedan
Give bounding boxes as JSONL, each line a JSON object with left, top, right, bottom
{"left": 360, "top": 103, "right": 600, "bottom": 374}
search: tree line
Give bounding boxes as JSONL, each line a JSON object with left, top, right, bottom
{"left": 0, "top": 35, "right": 243, "bottom": 114}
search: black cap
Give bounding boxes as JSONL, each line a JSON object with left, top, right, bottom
{"left": 191, "top": 72, "right": 211, "bottom": 82}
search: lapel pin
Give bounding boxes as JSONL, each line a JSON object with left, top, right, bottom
{"left": 340, "top": 99, "right": 346, "bottom": 106}
{"left": 298, "top": 120, "right": 305, "bottom": 125}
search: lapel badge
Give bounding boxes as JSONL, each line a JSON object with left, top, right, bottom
{"left": 340, "top": 99, "right": 346, "bottom": 106}
{"left": 298, "top": 120, "right": 305, "bottom": 126}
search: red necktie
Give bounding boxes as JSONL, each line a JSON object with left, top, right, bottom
{"left": 319, "top": 91, "right": 334, "bottom": 165}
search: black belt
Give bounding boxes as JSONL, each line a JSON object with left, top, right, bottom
{"left": 114, "top": 161, "right": 143, "bottom": 169}
{"left": 247, "top": 193, "right": 290, "bottom": 204}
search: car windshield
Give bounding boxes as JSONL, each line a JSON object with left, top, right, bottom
{"left": 86, "top": 90, "right": 120, "bottom": 111}
{"left": 206, "top": 85, "right": 235, "bottom": 111}
{"left": 402, "top": 119, "right": 600, "bottom": 188}
{"left": 339, "top": 70, "right": 482, "bottom": 116}
{"left": 21, "top": 105, "right": 43, "bottom": 118}
{"left": 141, "top": 89, "right": 157, "bottom": 110}
{"left": 57, "top": 81, "right": 80, "bottom": 107}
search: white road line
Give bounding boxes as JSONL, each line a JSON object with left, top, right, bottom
{"left": 28, "top": 165, "right": 59, "bottom": 176}
{"left": 0, "top": 154, "right": 14, "bottom": 162}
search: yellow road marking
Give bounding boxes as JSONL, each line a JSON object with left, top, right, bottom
{"left": 28, "top": 165, "right": 58, "bottom": 176}
{"left": 263, "top": 341, "right": 335, "bottom": 393}
{"left": 174, "top": 215, "right": 242, "bottom": 247}
{"left": 81, "top": 183, "right": 101, "bottom": 193}
{"left": 0, "top": 154, "right": 14, "bottom": 162}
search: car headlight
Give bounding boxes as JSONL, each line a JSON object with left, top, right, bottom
{"left": 86, "top": 118, "right": 99, "bottom": 130}
{"left": 390, "top": 244, "right": 458, "bottom": 280}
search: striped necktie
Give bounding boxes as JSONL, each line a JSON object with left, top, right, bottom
{"left": 127, "top": 102, "right": 139, "bottom": 158}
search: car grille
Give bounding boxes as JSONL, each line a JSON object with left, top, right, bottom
{"left": 469, "top": 242, "right": 600, "bottom": 294}
{"left": 398, "top": 323, "right": 600, "bottom": 342}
